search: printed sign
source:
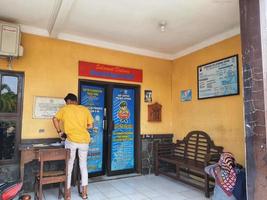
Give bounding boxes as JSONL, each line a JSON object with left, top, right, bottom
{"left": 79, "top": 61, "right": 143, "bottom": 83}
{"left": 80, "top": 85, "right": 105, "bottom": 174}
{"left": 198, "top": 55, "right": 239, "bottom": 99}
{"left": 181, "top": 89, "right": 192, "bottom": 102}
{"left": 33, "top": 96, "right": 65, "bottom": 119}
{"left": 111, "top": 88, "right": 135, "bottom": 171}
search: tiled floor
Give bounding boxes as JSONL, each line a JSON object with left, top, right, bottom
{"left": 29, "top": 175, "right": 211, "bottom": 200}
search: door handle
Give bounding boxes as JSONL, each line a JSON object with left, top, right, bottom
{"left": 103, "top": 119, "right": 107, "bottom": 131}
{"left": 111, "top": 120, "right": 114, "bottom": 131}
{"left": 108, "top": 120, "right": 114, "bottom": 138}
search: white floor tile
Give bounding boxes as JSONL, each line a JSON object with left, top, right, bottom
{"left": 98, "top": 186, "right": 123, "bottom": 198}
{"left": 109, "top": 196, "right": 131, "bottom": 200}
{"left": 152, "top": 195, "right": 187, "bottom": 200}
{"left": 180, "top": 189, "right": 204, "bottom": 198}
{"left": 22, "top": 175, "right": 208, "bottom": 200}
{"left": 127, "top": 193, "right": 151, "bottom": 200}
{"left": 113, "top": 185, "right": 138, "bottom": 195}
{"left": 89, "top": 192, "right": 107, "bottom": 200}
{"left": 137, "top": 187, "right": 163, "bottom": 198}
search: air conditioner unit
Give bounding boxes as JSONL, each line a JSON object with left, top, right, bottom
{"left": 0, "top": 21, "right": 22, "bottom": 57}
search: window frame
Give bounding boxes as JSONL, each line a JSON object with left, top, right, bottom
{"left": 0, "top": 70, "right": 24, "bottom": 164}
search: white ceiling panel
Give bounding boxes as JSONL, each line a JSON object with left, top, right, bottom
{"left": 60, "top": 0, "right": 239, "bottom": 54}
{"left": 0, "top": 0, "right": 59, "bottom": 29}
{"left": 0, "top": 0, "right": 240, "bottom": 59}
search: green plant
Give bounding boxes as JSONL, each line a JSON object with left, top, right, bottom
{"left": 0, "top": 84, "right": 17, "bottom": 112}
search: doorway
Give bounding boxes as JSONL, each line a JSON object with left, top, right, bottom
{"left": 78, "top": 80, "right": 140, "bottom": 177}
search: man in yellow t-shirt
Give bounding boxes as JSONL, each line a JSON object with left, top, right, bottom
{"left": 53, "top": 93, "right": 93, "bottom": 200}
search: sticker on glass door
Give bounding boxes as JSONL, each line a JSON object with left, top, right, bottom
{"left": 80, "top": 85, "right": 105, "bottom": 174}
{"left": 111, "top": 88, "right": 135, "bottom": 171}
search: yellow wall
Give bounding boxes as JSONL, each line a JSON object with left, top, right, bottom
{"left": 0, "top": 33, "right": 245, "bottom": 163}
{"left": 0, "top": 33, "right": 173, "bottom": 139}
{"left": 172, "top": 35, "right": 245, "bottom": 164}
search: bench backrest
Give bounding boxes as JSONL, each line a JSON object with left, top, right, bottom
{"left": 174, "top": 131, "right": 223, "bottom": 162}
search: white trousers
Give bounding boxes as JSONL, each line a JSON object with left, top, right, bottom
{"left": 64, "top": 139, "right": 89, "bottom": 189}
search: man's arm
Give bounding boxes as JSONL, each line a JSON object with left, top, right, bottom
{"left": 52, "top": 117, "right": 61, "bottom": 132}
{"left": 87, "top": 123, "right": 93, "bottom": 129}
{"left": 52, "top": 117, "right": 63, "bottom": 137}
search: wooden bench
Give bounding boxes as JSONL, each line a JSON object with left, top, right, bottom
{"left": 154, "top": 130, "right": 223, "bottom": 197}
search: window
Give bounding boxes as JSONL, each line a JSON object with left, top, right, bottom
{"left": 0, "top": 76, "right": 18, "bottom": 113}
{"left": 0, "top": 120, "right": 16, "bottom": 160}
{"left": 0, "top": 70, "right": 24, "bottom": 164}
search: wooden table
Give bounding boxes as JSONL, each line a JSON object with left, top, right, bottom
{"left": 19, "top": 143, "right": 63, "bottom": 182}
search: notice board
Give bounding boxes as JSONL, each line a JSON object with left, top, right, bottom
{"left": 197, "top": 55, "right": 239, "bottom": 99}
{"left": 33, "top": 96, "right": 65, "bottom": 119}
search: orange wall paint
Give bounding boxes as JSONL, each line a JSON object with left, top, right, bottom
{"left": 172, "top": 35, "right": 245, "bottom": 164}
{"left": 0, "top": 33, "right": 173, "bottom": 139}
{"left": 0, "top": 33, "right": 245, "bottom": 164}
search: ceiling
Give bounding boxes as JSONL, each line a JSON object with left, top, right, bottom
{"left": 0, "top": 0, "right": 240, "bottom": 60}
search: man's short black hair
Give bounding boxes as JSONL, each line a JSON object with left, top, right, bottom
{"left": 64, "top": 93, "right": 77, "bottom": 102}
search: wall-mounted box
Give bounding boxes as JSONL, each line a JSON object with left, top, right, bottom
{"left": 0, "top": 21, "right": 21, "bottom": 57}
{"left": 148, "top": 102, "right": 162, "bottom": 122}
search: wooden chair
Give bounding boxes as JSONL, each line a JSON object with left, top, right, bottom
{"left": 34, "top": 148, "right": 70, "bottom": 200}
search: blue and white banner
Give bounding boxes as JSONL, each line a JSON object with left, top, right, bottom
{"left": 198, "top": 55, "right": 239, "bottom": 99}
{"left": 111, "top": 88, "right": 135, "bottom": 171}
{"left": 80, "top": 85, "right": 105, "bottom": 174}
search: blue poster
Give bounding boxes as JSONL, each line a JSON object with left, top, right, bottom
{"left": 111, "top": 88, "right": 135, "bottom": 171}
{"left": 181, "top": 89, "right": 192, "bottom": 102}
{"left": 80, "top": 85, "right": 105, "bottom": 174}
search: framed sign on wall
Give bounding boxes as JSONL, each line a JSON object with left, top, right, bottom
{"left": 144, "top": 90, "right": 152, "bottom": 103}
{"left": 33, "top": 96, "right": 65, "bottom": 119}
{"left": 197, "top": 55, "right": 239, "bottom": 100}
{"left": 181, "top": 89, "right": 192, "bottom": 102}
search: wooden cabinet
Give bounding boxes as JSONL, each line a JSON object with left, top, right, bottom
{"left": 148, "top": 103, "right": 162, "bottom": 122}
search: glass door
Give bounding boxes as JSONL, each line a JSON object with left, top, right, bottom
{"left": 79, "top": 83, "right": 106, "bottom": 176}
{"left": 108, "top": 87, "right": 136, "bottom": 175}
{"left": 79, "top": 80, "right": 140, "bottom": 177}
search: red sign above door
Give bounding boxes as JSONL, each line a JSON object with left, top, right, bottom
{"left": 79, "top": 61, "right": 143, "bottom": 83}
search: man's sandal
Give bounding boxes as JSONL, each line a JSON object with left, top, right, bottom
{"left": 81, "top": 186, "right": 88, "bottom": 199}
{"left": 66, "top": 188, "right": 71, "bottom": 200}
{"left": 81, "top": 192, "right": 88, "bottom": 200}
